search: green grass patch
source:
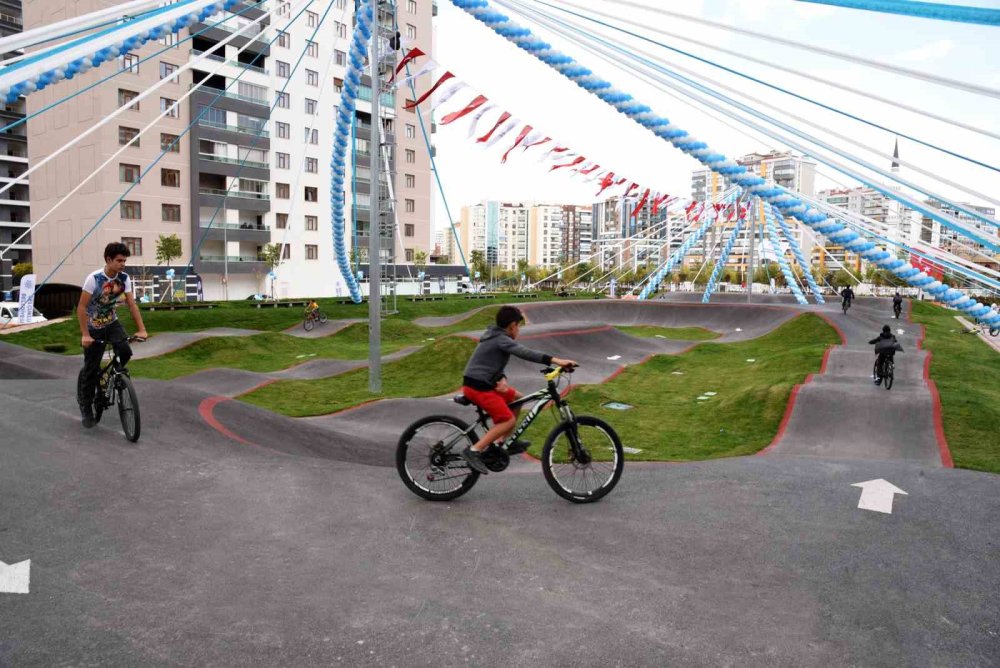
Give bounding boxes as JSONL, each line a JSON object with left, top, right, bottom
{"left": 239, "top": 336, "right": 477, "bottom": 416}
{"left": 127, "top": 307, "right": 498, "bottom": 380}
{"left": 617, "top": 325, "right": 720, "bottom": 341}
{"left": 238, "top": 313, "right": 838, "bottom": 464}
{"left": 1, "top": 292, "right": 585, "bottom": 355}
{"left": 911, "top": 301, "right": 1000, "bottom": 474}
{"left": 516, "top": 313, "right": 839, "bottom": 461}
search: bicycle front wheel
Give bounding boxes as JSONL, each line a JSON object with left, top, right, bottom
{"left": 396, "top": 415, "right": 480, "bottom": 501}
{"left": 116, "top": 374, "right": 141, "bottom": 442}
{"left": 303, "top": 317, "right": 314, "bottom": 332}
{"left": 318, "top": 311, "right": 328, "bottom": 324}
{"left": 542, "top": 416, "right": 624, "bottom": 503}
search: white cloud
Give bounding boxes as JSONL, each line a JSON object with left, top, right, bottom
{"left": 894, "top": 39, "right": 955, "bottom": 63}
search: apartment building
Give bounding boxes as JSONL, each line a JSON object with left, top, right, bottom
{"left": 919, "top": 200, "right": 998, "bottom": 272}
{"left": 559, "top": 204, "right": 591, "bottom": 266}
{"left": 814, "top": 187, "right": 918, "bottom": 272}
{"left": 691, "top": 150, "right": 816, "bottom": 202}
{"left": 25, "top": 0, "right": 435, "bottom": 300}
{"left": 0, "top": 0, "right": 29, "bottom": 292}
{"left": 528, "top": 204, "right": 562, "bottom": 268}
{"left": 591, "top": 195, "right": 685, "bottom": 271}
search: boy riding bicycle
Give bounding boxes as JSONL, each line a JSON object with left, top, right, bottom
{"left": 460, "top": 305, "right": 576, "bottom": 474}
{"left": 868, "top": 324, "right": 898, "bottom": 385}
{"left": 77, "top": 242, "right": 148, "bottom": 428}
{"left": 305, "top": 299, "right": 320, "bottom": 320}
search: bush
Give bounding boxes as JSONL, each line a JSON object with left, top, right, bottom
{"left": 11, "top": 262, "right": 32, "bottom": 284}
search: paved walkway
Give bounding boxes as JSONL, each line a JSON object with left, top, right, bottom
{"left": 955, "top": 315, "right": 1000, "bottom": 354}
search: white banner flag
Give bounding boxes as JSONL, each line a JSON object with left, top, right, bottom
{"left": 17, "top": 273, "right": 36, "bottom": 325}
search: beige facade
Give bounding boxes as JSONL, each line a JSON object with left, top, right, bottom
{"left": 25, "top": 0, "right": 191, "bottom": 288}
{"left": 528, "top": 204, "right": 562, "bottom": 268}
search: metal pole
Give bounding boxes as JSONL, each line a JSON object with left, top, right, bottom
{"left": 746, "top": 200, "right": 755, "bottom": 303}
{"left": 223, "top": 219, "right": 229, "bottom": 300}
{"left": 368, "top": 5, "right": 381, "bottom": 393}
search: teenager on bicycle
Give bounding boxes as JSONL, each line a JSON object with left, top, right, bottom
{"left": 892, "top": 292, "right": 903, "bottom": 318}
{"left": 841, "top": 285, "right": 855, "bottom": 310}
{"left": 77, "top": 242, "right": 148, "bottom": 428}
{"left": 868, "top": 324, "right": 897, "bottom": 385}
{"left": 459, "top": 305, "right": 576, "bottom": 474}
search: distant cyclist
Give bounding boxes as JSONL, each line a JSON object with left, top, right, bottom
{"left": 459, "top": 305, "right": 576, "bottom": 474}
{"left": 841, "top": 285, "right": 855, "bottom": 312}
{"left": 868, "top": 324, "right": 898, "bottom": 385}
{"left": 77, "top": 242, "right": 148, "bottom": 427}
{"left": 892, "top": 292, "right": 903, "bottom": 319}
{"left": 305, "top": 298, "right": 320, "bottom": 320}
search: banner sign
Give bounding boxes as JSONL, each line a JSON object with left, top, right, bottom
{"left": 17, "top": 273, "right": 36, "bottom": 325}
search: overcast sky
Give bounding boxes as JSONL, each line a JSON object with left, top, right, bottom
{"left": 424, "top": 0, "right": 1000, "bottom": 232}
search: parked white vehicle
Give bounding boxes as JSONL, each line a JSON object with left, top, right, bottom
{"left": 0, "top": 302, "right": 47, "bottom": 326}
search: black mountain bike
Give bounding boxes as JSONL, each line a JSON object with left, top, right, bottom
{"left": 302, "top": 309, "right": 328, "bottom": 331}
{"left": 396, "top": 365, "right": 625, "bottom": 503}
{"left": 874, "top": 353, "right": 894, "bottom": 391}
{"left": 842, "top": 298, "right": 852, "bottom": 314}
{"left": 893, "top": 302, "right": 902, "bottom": 319}
{"left": 92, "top": 335, "right": 143, "bottom": 442}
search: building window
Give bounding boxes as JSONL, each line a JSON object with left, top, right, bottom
{"left": 277, "top": 31, "right": 289, "bottom": 48}
{"left": 276, "top": 92, "right": 290, "bottom": 109}
{"left": 306, "top": 244, "right": 319, "bottom": 260}
{"left": 305, "top": 98, "right": 317, "bottom": 115}
{"left": 405, "top": 173, "right": 415, "bottom": 188}
{"left": 304, "top": 128, "right": 318, "bottom": 144}
{"left": 122, "top": 53, "right": 139, "bottom": 74}
{"left": 282, "top": 244, "right": 291, "bottom": 260}
{"left": 276, "top": 213, "right": 288, "bottom": 229}
{"left": 199, "top": 105, "right": 226, "bottom": 125}
{"left": 122, "top": 237, "right": 142, "bottom": 256}
{"left": 160, "top": 97, "right": 179, "bottom": 118}
{"left": 335, "top": 50, "right": 346, "bottom": 66}
{"left": 305, "top": 157, "right": 318, "bottom": 173}
{"left": 407, "top": 0, "right": 417, "bottom": 13}
{"left": 405, "top": 223, "right": 415, "bottom": 237}
{"left": 162, "top": 204, "right": 181, "bottom": 222}
{"left": 405, "top": 248, "right": 414, "bottom": 262}
{"left": 305, "top": 215, "right": 318, "bottom": 231}
{"left": 159, "top": 32, "right": 178, "bottom": 47}
{"left": 307, "top": 10, "right": 318, "bottom": 26}
{"left": 159, "top": 61, "right": 179, "bottom": 83}
{"left": 276, "top": 183, "right": 290, "bottom": 199}
{"left": 238, "top": 81, "right": 268, "bottom": 103}
{"left": 276, "top": 152, "right": 290, "bottom": 169}
{"left": 118, "top": 89, "right": 139, "bottom": 111}
{"left": 306, "top": 41, "right": 318, "bottom": 58}
{"left": 277, "top": 60, "right": 290, "bottom": 78}
{"left": 333, "top": 78, "right": 343, "bottom": 94}
{"left": 405, "top": 123, "right": 416, "bottom": 139}
{"left": 335, "top": 21, "right": 347, "bottom": 38}
{"left": 404, "top": 198, "right": 415, "bottom": 213}
{"left": 119, "top": 163, "right": 140, "bottom": 183}
{"left": 305, "top": 187, "right": 318, "bottom": 202}
{"left": 120, "top": 200, "right": 142, "bottom": 220}
{"left": 161, "top": 168, "right": 180, "bottom": 188}
{"left": 406, "top": 23, "right": 417, "bottom": 39}
{"left": 306, "top": 69, "right": 318, "bottom": 86}
{"left": 160, "top": 133, "right": 180, "bottom": 152}
{"left": 119, "top": 127, "right": 140, "bottom": 148}
{"left": 276, "top": 121, "right": 290, "bottom": 139}
{"left": 405, "top": 149, "right": 415, "bottom": 163}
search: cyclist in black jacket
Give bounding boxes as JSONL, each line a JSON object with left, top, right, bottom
{"left": 869, "top": 325, "right": 898, "bottom": 385}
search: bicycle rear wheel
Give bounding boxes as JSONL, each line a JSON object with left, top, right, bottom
{"left": 883, "top": 359, "right": 894, "bottom": 391}
{"left": 116, "top": 374, "right": 141, "bottom": 442}
{"left": 542, "top": 416, "right": 624, "bottom": 503}
{"left": 396, "top": 415, "right": 480, "bottom": 501}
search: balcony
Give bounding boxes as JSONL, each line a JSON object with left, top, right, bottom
{"left": 192, "top": 49, "right": 268, "bottom": 74}
{"left": 197, "top": 85, "right": 269, "bottom": 107}
{"left": 199, "top": 153, "right": 268, "bottom": 169}
{"left": 198, "top": 221, "right": 270, "bottom": 231}
{"left": 199, "top": 187, "right": 269, "bottom": 200}
{"left": 198, "top": 118, "right": 269, "bottom": 138}
{"left": 199, "top": 254, "right": 264, "bottom": 262}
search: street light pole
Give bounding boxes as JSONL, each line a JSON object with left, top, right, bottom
{"left": 368, "top": 9, "right": 382, "bottom": 393}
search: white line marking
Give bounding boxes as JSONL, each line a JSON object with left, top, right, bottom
{"left": 0, "top": 560, "right": 30, "bottom": 594}
{"left": 851, "top": 479, "right": 907, "bottom": 514}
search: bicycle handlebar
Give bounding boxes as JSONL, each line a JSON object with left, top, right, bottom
{"left": 91, "top": 335, "right": 146, "bottom": 345}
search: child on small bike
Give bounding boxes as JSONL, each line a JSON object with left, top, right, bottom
{"left": 460, "top": 305, "right": 576, "bottom": 474}
{"left": 305, "top": 299, "right": 320, "bottom": 320}
{"left": 868, "top": 324, "right": 899, "bottom": 385}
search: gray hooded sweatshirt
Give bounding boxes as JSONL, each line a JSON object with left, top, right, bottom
{"left": 462, "top": 325, "right": 553, "bottom": 391}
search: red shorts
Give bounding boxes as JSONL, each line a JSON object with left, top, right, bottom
{"left": 462, "top": 384, "right": 517, "bottom": 424}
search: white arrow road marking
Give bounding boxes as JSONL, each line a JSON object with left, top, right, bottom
{"left": 735, "top": 328, "right": 743, "bottom": 332}
{"left": 897, "top": 329, "right": 905, "bottom": 335}
{"left": 852, "top": 479, "right": 907, "bottom": 514}
{"left": 607, "top": 355, "right": 621, "bottom": 361}
{"left": 622, "top": 446, "right": 642, "bottom": 454}
{"left": 704, "top": 391, "right": 717, "bottom": 396}
{"left": 0, "top": 560, "right": 30, "bottom": 594}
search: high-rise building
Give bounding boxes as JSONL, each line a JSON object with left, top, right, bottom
{"left": 919, "top": 200, "right": 998, "bottom": 271}
{"left": 0, "top": 1, "right": 31, "bottom": 292}
{"left": 528, "top": 204, "right": 562, "bottom": 268}
{"left": 24, "top": 0, "right": 434, "bottom": 300}
{"left": 691, "top": 150, "right": 816, "bottom": 202}
{"left": 814, "top": 187, "right": 918, "bottom": 272}
{"left": 591, "top": 195, "right": 685, "bottom": 272}
{"left": 560, "top": 204, "right": 592, "bottom": 266}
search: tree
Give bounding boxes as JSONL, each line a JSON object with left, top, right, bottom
{"left": 831, "top": 268, "right": 859, "bottom": 288}
{"left": 155, "top": 233, "right": 182, "bottom": 267}
{"left": 413, "top": 249, "right": 428, "bottom": 273}
{"left": 469, "top": 250, "right": 486, "bottom": 279}
{"left": 257, "top": 243, "right": 283, "bottom": 298}
{"left": 694, "top": 261, "right": 714, "bottom": 286}
{"left": 11, "top": 262, "right": 32, "bottom": 285}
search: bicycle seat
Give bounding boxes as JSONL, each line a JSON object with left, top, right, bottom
{"left": 453, "top": 395, "right": 473, "bottom": 406}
